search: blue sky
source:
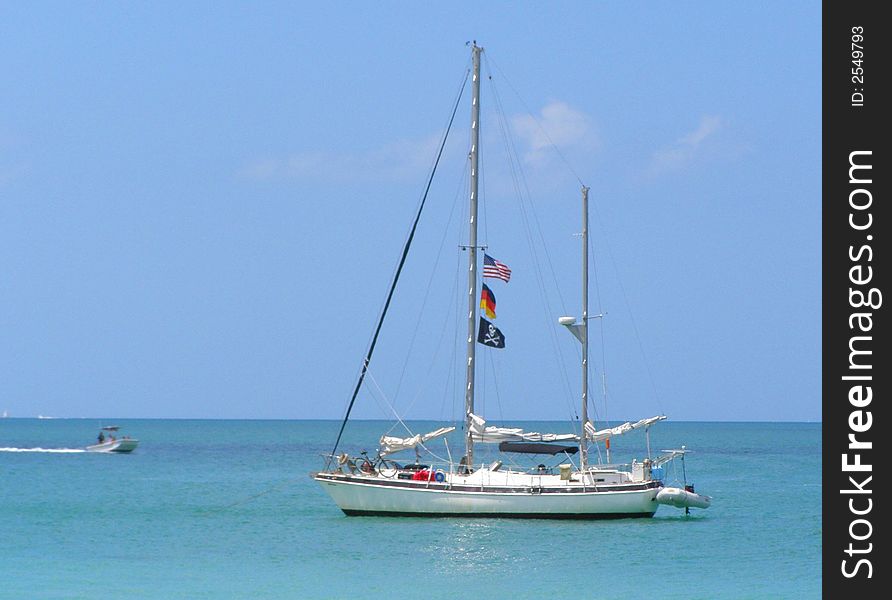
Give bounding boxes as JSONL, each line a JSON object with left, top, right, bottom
{"left": 1, "top": 2, "right": 820, "bottom": 421}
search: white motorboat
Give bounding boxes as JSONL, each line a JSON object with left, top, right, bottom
{"left": 313, "top": 43, "right": 709, "bottom": 518}
{"left": 85, "top": 426, "right": 139, "bottom": 453}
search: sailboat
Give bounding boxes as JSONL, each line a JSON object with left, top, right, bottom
{"left": 312, "top": 43, "right": 710, "bottom": 518}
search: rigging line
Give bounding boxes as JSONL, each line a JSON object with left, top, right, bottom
{"left": 390, "top": 161, "right": 468, "bottom": 430}
{"left": 590, "top": 197, "right": 664, "bottom": 414}
{"left": 492, "top": 83, "right": 576, "bottom": 423}
{"left": 439, "top": 238, "right": 463, "bottom": 423}
{"left": 412, "top": 164, "right": 469, "bottom": 428}
{"left": 488, "top": 68, "right": 571, "bottom": 319}
{"left": 484, "top": 57, "right": 568, "bottom": 314}
{"left": 213, "top": 478, "right": 302, "bottom": 511}
{"left": 327, "top": 68, "right": 471, "bottom": 468}
{"left": 487, "top": 75, "right": 557, "bottom": 314}
{"left": 589, "top": 233, "right": 609, "bottom": 427}
{"left": 487, "top": 347, "right": 505, "bottom": 422}
{"left": 586, "top": 362, "right": 604, "bottom": 425}
{"left": 480, "top": 337, "right": 486, "bottom": 419}
{"left": 491, "top": 55, "right": 604, "bottom": 431}
{"left": 591, "top": 432, "right": 604, "bottom": 464}
{"left": 361, "top": 359, "right": 403, "bottom": 422}
{"left": 476, "top": 77, "right": 490, "bottom": 248}
{"left": 480, "top": 159, "right": 489, "bottom": 248}
{"left": 438, "top": 308, "right": 458, "bottom": 422}
{"left": 370, "top": 376, "right": 449, "bottom": 468}
{"left": 415, "top": 442, "right": 450, "bottom": 464}
{"left": 453, "top": 176, "right": 469, "bottom": 430}
{"left": 479, "top": 123, "right": 490, "bottom": 247}
{"left": 485, "top": 53, "right": 586, "bottom": 189}
{"left": 484, "top": 60, "right": 583, "bottom": 396}
{"left": 585, "top": 250, "right": 605, "bottom": 431}
{"left": 388, "top": 159, "right": 469, "bottom": 420}
{"left": 393, "top": 214, "right": 465, "bottom": 430}
{"left": 488, "top": 69, "right": 577, "bottom": 422}
{"left": 366, "top": 367, "right": 414, "bottom": 437}
{"left": 488, "top": 71, "right": 587, "bottom": 434}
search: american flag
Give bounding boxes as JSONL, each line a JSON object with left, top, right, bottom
{"left": 483, "top": 253, "right": 511, "bottom": 283}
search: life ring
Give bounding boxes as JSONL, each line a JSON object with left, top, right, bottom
{"left": 435, "top": 471, "right": 445, "bottom": 483}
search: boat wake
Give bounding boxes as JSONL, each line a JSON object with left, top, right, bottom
{"left": 0, "top": 447, "right": 85, "bottom": 453}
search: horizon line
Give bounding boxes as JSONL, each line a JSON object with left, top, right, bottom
{"left": 2, "top": 416, "right": 823, "bottom": 424}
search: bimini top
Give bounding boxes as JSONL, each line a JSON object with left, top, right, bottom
{"left": 498, "top": 442, "right": 579, "bottom": 455}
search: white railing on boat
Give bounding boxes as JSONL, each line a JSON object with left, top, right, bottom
{"left": 317, "top": 453, "right": 677, "bottom": 488}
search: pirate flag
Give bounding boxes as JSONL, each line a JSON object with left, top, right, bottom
{"left": 477, "top": 317, "right": 506, "bottom": 349}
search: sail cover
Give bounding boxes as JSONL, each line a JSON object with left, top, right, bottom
{"left": 469, "top": 413, "right": 579, "bottom": 443}
{"left": 584, "top": 415, "right": 667, "bottom": 442}
{"left": 498, "top": 441, "right": 579, "bottom": 455}
{"left": 379, "top": 426, "right": 455, "bottom": 456}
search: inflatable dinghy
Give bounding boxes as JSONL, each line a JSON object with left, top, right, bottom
{"left": 656, "top": 486, "right": 711, "bottom": 510}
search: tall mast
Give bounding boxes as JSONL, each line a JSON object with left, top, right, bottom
{"left": 580, "top": 185, "right": 590, "bottom": 469}
{"left": 464, "top": 42, "right": 483, "bottom": 469}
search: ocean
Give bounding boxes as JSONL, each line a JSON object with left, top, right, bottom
{"left": 1, "top": 419, "right": 820, "bottom": 599}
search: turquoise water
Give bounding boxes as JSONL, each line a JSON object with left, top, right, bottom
{"left": 1, "top": 420, "right": 820, "bottom": 599}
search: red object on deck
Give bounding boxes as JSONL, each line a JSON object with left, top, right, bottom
{"left": 411, "top": 470, "right": 433, "bottom": 481}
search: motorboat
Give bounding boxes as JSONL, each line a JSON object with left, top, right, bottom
{"left": 85, "top": 425, "right": 139, "bottom": 453}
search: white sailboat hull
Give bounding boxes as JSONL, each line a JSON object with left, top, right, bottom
{"left": 314, "top": 472, "right": 661, "bottom": 519}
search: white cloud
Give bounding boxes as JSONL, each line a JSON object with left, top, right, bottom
{"left": 511, "top": 101, "right": 596, "bottom": 165}
{"left": 237, "top": 158, "right": 280, "bottom": 180}
{"left": 682, "top": 115, "right": 721, "bottom": 146}
{"left": 237, "top": 134, "right": 442, "bottom": 183}
{"left": 238, "top": 100, "right": 597, "bottom": 186}
{"left": 650, "top": 115, "right": 722, "bottom": 174}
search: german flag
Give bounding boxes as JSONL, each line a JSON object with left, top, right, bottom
{"left": 480, "top": 283, "right": 497, "bottom": 319}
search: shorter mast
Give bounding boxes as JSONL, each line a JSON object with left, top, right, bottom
{"left": 580, "top": 186, "right": 590, "bottom": 469}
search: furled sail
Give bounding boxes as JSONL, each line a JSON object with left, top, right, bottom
{"left": 584, "top": 415, "right": 667, "bottom": 442}
{"left": 469, "top": 413, "right": 579, "bottom": 443}
{"left": 379, "top": 426, "right": 456, "bottom": 456}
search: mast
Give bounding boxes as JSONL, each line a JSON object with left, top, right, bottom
{"left": 464, "top": 42, "right": 482, "bottom": 469}
{"left": 580, "top": 185, "right": 590, "bottom": 469}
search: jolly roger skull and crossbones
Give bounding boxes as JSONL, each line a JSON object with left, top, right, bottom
{"left": 477, "top": 317, "right": 504, "bottom": 348}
